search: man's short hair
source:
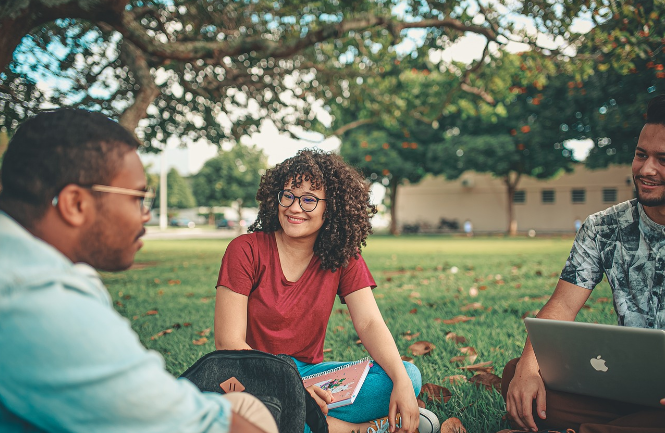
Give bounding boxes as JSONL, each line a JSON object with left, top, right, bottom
{"left": 0, "top": 109, "right": 140, "bottom": 224}
{"left": 646, "top": 95, "right": 665, "bottom": 126}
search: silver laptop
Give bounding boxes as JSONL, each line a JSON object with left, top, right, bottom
{"left": 524, "top": 318, "right": 665, "bottom": 408}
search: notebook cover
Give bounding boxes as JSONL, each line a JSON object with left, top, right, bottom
{"left": 302, "top": 358, "right": 373, "bottom": 408}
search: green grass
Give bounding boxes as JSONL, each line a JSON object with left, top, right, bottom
{"left": 103, "top": 235, "right": 615, "bottom": 433}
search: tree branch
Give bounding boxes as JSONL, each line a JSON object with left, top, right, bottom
{"left": 331, "top": 117, "right": 377, "bottom": 136}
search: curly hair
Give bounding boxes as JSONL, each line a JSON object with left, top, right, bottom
{"left": 249, "top": 149, "right": 377, "bottom": 271}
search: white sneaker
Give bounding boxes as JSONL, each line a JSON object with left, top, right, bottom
{"left": 418, "top": 407, "right": 440, "bottom": 433}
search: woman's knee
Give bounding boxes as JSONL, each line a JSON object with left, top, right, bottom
{"left": 403, "top": 361, "right": 422, "bottom": 395}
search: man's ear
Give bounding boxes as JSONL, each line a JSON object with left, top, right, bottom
{"left": 53, "top": 185, "right": 95, "bottom": 227}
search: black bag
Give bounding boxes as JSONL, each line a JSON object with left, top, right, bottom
{"left": 179, "top": 350, "right": 328, "bottom": 433}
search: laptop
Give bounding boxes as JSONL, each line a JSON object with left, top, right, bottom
{"left": 524, "top": 318, "right": 665, "bottom": 408}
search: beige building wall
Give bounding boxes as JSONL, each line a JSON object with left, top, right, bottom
{"left": 395, "top": 164, "right": 635, "bottom": 233}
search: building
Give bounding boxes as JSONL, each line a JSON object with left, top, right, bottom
{"left": 395, "top": 164, "right": 634, "bottom": 234}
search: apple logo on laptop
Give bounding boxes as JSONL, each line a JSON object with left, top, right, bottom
{"left": 590, "top": 355, "right": 608, "bottom": 372}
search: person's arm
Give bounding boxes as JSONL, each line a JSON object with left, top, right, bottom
{"left": 0, "top": 281, "right": 236, "bottom": 433}
{"left": 505, "top": 279, "right": 591, "bottom": 432}
{"left": 345, "top": 287, "right": 420, "bottom": 433}
{"left": 214, "top": 286, "right": 252, "bottom": 351}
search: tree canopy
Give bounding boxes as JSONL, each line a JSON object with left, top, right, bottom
{"left": 1, "top": 0, "right": 615, "bottom": 149}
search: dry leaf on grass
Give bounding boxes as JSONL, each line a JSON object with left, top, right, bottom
{"left": 445, "top": 332, "right": 467, "bottom": 345}
{"left": 521, "top": 309, "right": 540, "bottom": 319}
{"left": 192, "top": 337, "right": 208, "bottom": 345}
{"left": 450, "top": 352, "right": 478, "bottom": 364}
{"left": 409, "top": 308, "right": 418, "bottom": 314}
{"left": 435, "top": 315, "right": 475, "bottom": 325}
{"left": 440, "top": 417, "right": 467, "bottom": 433}
{"left": 410, "top": 292, "right": 421, "bottom": 298}
{"left": 443, "top": 375, "right": 467, "bottom": 385}
{"left": 459, "top": 346, "right": 477, "bottom": 356}
{"left": 419, "top": 383, "right": 452, "bottom": 403}
{"left": 469, "top": 372, "right": 502, "bottom": 392}
{"left": 356, "top": 339, "right": 363, "bottom": 345}
{"left": 595, "top": 297, "right": 610, "bottom": 303}
{"left": 460, "top": 302, "right": 483, "bottom": 311}
{"left": 401, "top": 331, "right": 421, "bottom": 341}
{"left": 150, "top": 329, "right": 172, "bottom": 340}
{"left": 145, "top": 310, "right": 158, "bottom": 315}
{"left": 416, "top": 398, "right": 426, "bottom": 408}
{"left": 401, "top": 355, "right": 414, "bottom": 363}
{"left": 197, "top": 327, "right": 212, "bottom": 336}
{"left": 323, "top": 348, "right": 332, "bottom": 353}
{"left": 408, "top": 341, "right": 435, "bottom": 356}
{"left": 458, "top": 361, "right": 494, "bottom": 373}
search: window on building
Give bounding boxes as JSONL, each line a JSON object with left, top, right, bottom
{"left": 542, "top": 190, "right": 555, "bottom": 203}
{"left": 514, "top": 190, "right": 526, "bottom": 203}
{"left": 603, "top": 188, "right": 617, "bottom": 203}
{"left": 571, "top": 189, "right": 586, "bottom": 203}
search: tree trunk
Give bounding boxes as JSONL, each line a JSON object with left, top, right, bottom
{"left": 503, "top": 172, "right": 522, "bottom": 236}
{"left": 208, "top": 211, "right": 215, "bottom": 226}
{"left": 236, "top": 199, "right": 244, "bottom": 235}
{"left": 388, "top": 181, "right": 399, "bottom": 236}
{"left": 0, "top": 0, "right": 127, "bottom": 71}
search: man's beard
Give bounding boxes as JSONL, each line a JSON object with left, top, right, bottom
{"left": 634, "top": 177, "right": 665, "bottom": 207}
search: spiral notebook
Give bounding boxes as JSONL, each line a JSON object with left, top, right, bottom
{"left": 301, "top": 358, "right": 373, "bottom": 408}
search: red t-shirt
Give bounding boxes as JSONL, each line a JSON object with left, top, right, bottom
{"left": 216, "top": 231, "right": 376, "bottom": 363}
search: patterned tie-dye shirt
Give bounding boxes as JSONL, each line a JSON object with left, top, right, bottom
{"left": 560, "top": 199, "right": 665, "bottom": 329}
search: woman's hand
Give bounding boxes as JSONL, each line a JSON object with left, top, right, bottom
{"left": 306, "top": 385, "right": 334, "bottom": 416}
{"left": 389, "top": 380, "right": 419, "bottom": 433}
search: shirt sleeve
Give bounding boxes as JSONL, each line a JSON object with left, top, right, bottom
{"left": 560, "top": 216, "right": 605, "bottom": 290}
{"left": 0, "top": 281, "right": 232, "bottom": 433}
{"left": 338, "top": 254, "right": 377, "bottom": 302}
{"left": 217, "top": 235, "right": 256, "bottom": 296}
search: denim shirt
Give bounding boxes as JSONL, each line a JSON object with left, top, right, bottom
{"left": 0, "top": 211, "right": 232, "bottom": 432}
{"left": 560, "top": 199, "right": 665, "bottom": 329}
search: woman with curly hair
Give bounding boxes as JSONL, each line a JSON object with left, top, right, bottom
{"left": 214, "top": 150, "right": 433, "bottom": 433}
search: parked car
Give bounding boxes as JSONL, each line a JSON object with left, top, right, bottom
{"left": 216, "top": 218, "right": 232, "bottom": 229}
{"left": 170, "top": 218, "right": 195, "bottom": 228}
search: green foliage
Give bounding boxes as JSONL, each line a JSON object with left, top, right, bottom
{"left": 104, "top": 236, "right": 616, "bottom": 432}
{"left": 152, "top": 168, "right": 196, "bottom": 209}
{"left": 192, "top": 143, "right": 267, "bottom": 210}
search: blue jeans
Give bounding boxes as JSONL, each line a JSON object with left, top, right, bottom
{"left": 294, "top": 358, "right": 422, "bottom": 432}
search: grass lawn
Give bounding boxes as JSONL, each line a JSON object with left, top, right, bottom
{"left": 103, "top": 235, "right": 615, "bottom": 433}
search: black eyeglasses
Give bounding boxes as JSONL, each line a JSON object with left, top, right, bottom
{"left": 277, "top": 190, "right": 326, "bottom": 212}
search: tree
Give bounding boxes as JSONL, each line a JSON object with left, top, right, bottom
{"left": 192, "top": 143, "right": 266, "bottom": 226}
{"left": 2, "top": 0, "right": 607, "bottom": 148}
{"left": 153, "top": 168, "right": 196, "bottom": 210}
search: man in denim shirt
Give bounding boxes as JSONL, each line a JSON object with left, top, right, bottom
{"left": 501, "top": 96, "right": 665, "bottom": 433}
{"left": 0, "top": 109, "right": 275, "bottom": 433}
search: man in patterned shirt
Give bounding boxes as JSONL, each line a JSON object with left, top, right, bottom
{"left": 500, "top": 95, "right": 665, "bottom": 433}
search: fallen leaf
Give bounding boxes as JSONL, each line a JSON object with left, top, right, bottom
{"left": 401, "top": 355, "right": 414, "bottom": 363}
{"left": 335, "top": 326, "right": 345, "bottom": 332}
{"left": 440, "top": 417, "right": 467, "bottom": 433}
{"left": 323, "top": 348, "right": 332, "bottom": 353}
{"left": 450, "top": 353, "right": 478, "bottom": 364}
{"left": 595, "top": 297, "right": 611, "bottom": 303}
{"left": 419, "top": 383, "right": 452, "bottom": 403}
{"left": 416, "top": 398, "right": 426, "bottom": 408}
{"left": 197, "top": 327, "right": 211, "bottom": 336}
{"left": 521, "top": 309, "right": 540, "bottom": 319}
{"left": 172, "top": 323, "right": 182, "bottom": 329}
{"left": 459, "top": 346, "right": 477, "bottom": 356}
{"left": 168, "top": 279, "right": 181, "bottom": 285}
{"left": 409, "top": 308, "right": 418, "bottom": 314}
{"left": 514, "top": 283, "right": 522, "bottom": 288}
{"left": 154, "top": 278, "right": 161, "bottom": 284}
{"left": 458, "top": 361, "right": 494, "bottom": 373}
{"left": 150, "top": 328, "right": 173, "bottom": 340}
{"left": 375, "top": 294, "right": 384, "bottom": 299}
{"left": 183, "top": 322, "right": 192, "bottom": 327}
{"left": 192, "top": 337, "right": 208, "bottom": 345}
{"left": 356, "top": 339, "right": 363, "bottom": 345}
{"left": 469, "top": 372, "right": 502, "bottom": 392}
{"left": 443, "top": 375, "right": 467, "bottom": 385}
{"left": 460, "top": 302, "right": 483, "bottom": 311}
{"left": 145, "top": 310, "right": 158, "bottom": 315}
{"left": 479, "top": 285, "right": 488, "bottom": 290}
{"left": 445, "top": 332, "right": 467, "bottom": 344}
{"left": 115, "top": 301, "right": 124, "bottom": 308}
{"left": 402, "top": 331, "right": 421, "bottom": 341}
{"left": 409, "top": 292, "right": 421, "bottom": 298}
{"left": 435, "top": 315, "right": 475, "bottom": 325}
{"left": 157, "top": 290, "right": 164, "bottom": 296}
{"left": 582, "top": 304, "right": 592, "bottom": 310}
{"left": 408, "top": 340, "right": 435, "bottom": 356}
{"left": 185, "top": 293, "right": 195, "bottom": 297}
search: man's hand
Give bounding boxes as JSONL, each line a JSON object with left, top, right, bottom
{"left": 306, "top": 385, "right": 333, "bottom": 416}
{"left": 505, "top": 363, "right": 547, "bottom": 432}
